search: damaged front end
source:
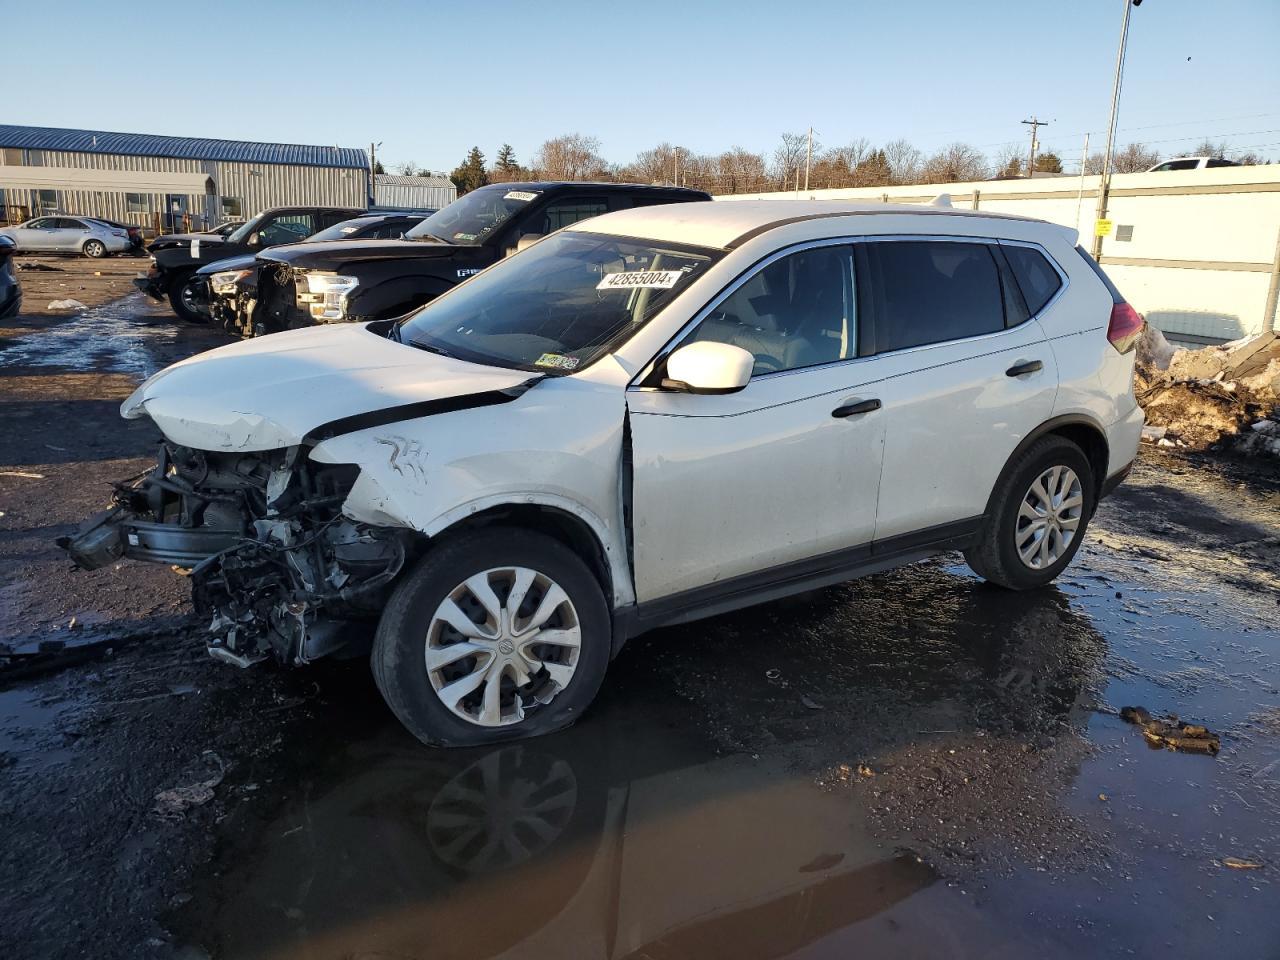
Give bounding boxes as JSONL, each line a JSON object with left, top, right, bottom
{"left": 60, "top": 443, "right": 411, "bottom": 667}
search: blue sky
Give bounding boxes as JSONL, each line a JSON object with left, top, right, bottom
{"left": 4, "top": 0, "right": 1278, "bottom": 171}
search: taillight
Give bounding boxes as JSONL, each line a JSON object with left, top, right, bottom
{"left": 1107, "top": 302, "right": 1144, "bottom": 354}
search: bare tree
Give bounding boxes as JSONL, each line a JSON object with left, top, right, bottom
{"left": 623, "top": 143, "right": 682, "bottom": 185}
{"left": 771, "top": 132, "right": 809, "bottom": 189}
{"left": 920, "top": 142, "right": 989, "bottom": 184}
{"left": 393, "top": 160, "right": 419, "bottom": 176}
{"left": 991, "top": 143, "right": 1025, "bottom": 179}
{"left": 711, "top": 147, "right": 769, "bottom": 194}
{"left": 533, "top": 134, "right": 609, "bottom": 181}
{"left": 882, "top": 139, "right": 924, "bottom": 185}
{"left": 1085, "top": 142, "right": 1160, "bottom": 174}
{"left": 1193, "top": 139, "right": 1229, "bottom": 159}
{"left": 809, "top": 139, "right": 872, "bottom": 188}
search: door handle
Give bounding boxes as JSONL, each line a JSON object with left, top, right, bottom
{"left": 831, "top": 398, "right": 881, "bottom": 418}
{"left": 1005, "top": 360, "right": 1043, "bottom": 377}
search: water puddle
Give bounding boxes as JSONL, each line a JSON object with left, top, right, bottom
{"left": 0, "top": 293, "right": 181, "bottom": 380}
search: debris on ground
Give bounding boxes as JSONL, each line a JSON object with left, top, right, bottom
{"left": 1136, "top": 327, "right": 1280, "bottom": 454}
{"left": 17, "top": 261, "right": 62, "bottom": 272}
{"left": 153, "top": 751, "right": 227, "bottom": 819}
{"left": 1221, "top": 857, "right": 1263, "bottom": 870}
{"left": 46, "top": 299, "right": 88, "bottom": 311}
{"left": 1120, "top": 705, "right": 1221, "bottom": 755}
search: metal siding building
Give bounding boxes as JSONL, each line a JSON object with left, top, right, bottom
{"left": 373, "top": 173, "right": 456, "bottom": 210}
{"left": 0, "top": 125, "right": 369, "bottom": 230}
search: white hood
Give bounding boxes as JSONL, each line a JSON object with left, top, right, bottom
{"left": 123, "top": 323, "right": 534, "bottom": 451}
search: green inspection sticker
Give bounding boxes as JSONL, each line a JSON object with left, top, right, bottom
{"left": 535, "top": 353, "right": 580, "bottom": 370}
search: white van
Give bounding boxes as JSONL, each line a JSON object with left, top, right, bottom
{"left": 63, "top": 201, "right": 1145, "bottom": 746}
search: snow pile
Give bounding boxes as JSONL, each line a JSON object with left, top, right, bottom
{"left": 1136, "top": 329, "right": 1280, "bottom": 455}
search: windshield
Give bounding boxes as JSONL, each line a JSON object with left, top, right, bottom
{"left": 225, "top": 213, "right": 266, "bottom": 245}
{"left": 405, "top": 184, "right": 542, "bottom": 246}
{"left": 400, "top": 231, "right": 720, "bottom": 373}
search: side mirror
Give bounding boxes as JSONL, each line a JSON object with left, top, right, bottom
{"left": 661, "top": 341, "right": 754, "bottom": 395}
{"left": 0, "top": 237, "right": 14, "bottom": 259}
{"left": 247, "top": 232, "right": 261, "bottom": 247}
{"left": 516, "top": 232, "right": 543, "bottom": 253}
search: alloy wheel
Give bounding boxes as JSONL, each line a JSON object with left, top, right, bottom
{"left": 1015, "top": 465, "right": 1084, "bottom": 569}
{"left": 425, "top": 566, "right": 582, "bottom": 727}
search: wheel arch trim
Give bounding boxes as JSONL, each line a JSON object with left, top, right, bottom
{"left": 422, "top": 493, "right": 634, "bottom": 609}
{"left": 985, "top": 414, "right": 1111, "bottom": 517}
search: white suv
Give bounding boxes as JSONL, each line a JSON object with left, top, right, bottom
{"left": 63, "top": 201, "right": 1146, "bottom": 746}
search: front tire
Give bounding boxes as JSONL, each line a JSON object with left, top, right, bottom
{"left": 167, "top": 274, "right": 205, "bottom": 323}
{"left": 372, "top": 528, "right": 611, "bottom": 747}
{"left": 83, "top": 239, "right": 107, "bottom": 258}
{"left": 965, "top": 435, "right": 1095, "bottom": 590}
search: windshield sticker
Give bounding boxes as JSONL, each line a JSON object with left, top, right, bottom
{"left": 456, "top": 267, "right": 482, "bottom": 278}
{"left": 340, "top": 226, "right": 358, "bottom": 234}
{"left": 596, "top": 270, "right": 684, "bottom": 291}
{"left": 535, "top": 353, "right": 580, "bottom": 371}
{"left": 453, "top": 232, "right": 478, "bottom": 241}
{"left": 504, "top": 190, "right": 540, "bottom": 202}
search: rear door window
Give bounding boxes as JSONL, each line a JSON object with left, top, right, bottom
{"left": 1002, "top": 244, "right": 1063, "bottom": 315}
{"left": 864, "top": 241, "right": 1006, "bottom": 352}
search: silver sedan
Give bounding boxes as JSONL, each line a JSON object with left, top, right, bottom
{"left": 0, "top": 216, "right": 131, "bottom": 258}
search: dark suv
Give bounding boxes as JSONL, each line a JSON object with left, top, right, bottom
{"left": 234, "top": 182, "right": 710, "bottom": 335}
{"left": 135, "top": 205, "right": 364, "bottom": 322}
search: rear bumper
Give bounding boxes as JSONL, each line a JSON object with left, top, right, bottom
{"left": 1100, "top": 402, "right": 1145, "bottom": 501}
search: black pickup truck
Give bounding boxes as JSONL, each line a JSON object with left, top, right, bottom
{"left": 135, "top": 205, "right": 363, "bottom": 322}
{"left": 226, "top": 182, "right": 710, "bottom": 335}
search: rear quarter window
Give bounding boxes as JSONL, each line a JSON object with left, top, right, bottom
{"left": 1002, "top": 244, "right": 1063, "bottom": 315}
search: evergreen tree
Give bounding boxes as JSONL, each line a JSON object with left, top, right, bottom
{"left": 495, "top": 144, "right": 518, "bottom": 171}
{"left": 450, "top": 147, "right": 490, "bottom": 195}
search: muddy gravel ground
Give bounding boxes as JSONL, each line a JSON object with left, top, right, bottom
{"left": 1, "top": 294, "right": 1278, "bottom": 960}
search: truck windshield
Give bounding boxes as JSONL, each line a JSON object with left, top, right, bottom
{"left": 225, "top": 213, "right": 266, "bottom": 245}
{"left": 399, "top": 231, "right": 720, "bottom": 374}
{"left": 404, "top": 184, "right": 543, "bottom": 246}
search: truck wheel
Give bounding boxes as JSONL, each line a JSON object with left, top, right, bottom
{"left": 82, "top": 239, "right": 107, "bottom": 259}
{"left": 167, "top": 275, "right": 206, "bottom": 324}
{"left": 372, "top": 528, "right": 611, "bottom": 747}
{"left": 964, "top": 435, "right": 1095, "bottom": 590}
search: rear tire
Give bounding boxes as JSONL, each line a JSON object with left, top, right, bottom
{"left": 167, "top": 274, "right": 205, "bottom": 323}
{"left": 82, "top": 239, "right": 106, "bottom": 259}
{"left": 964, "top": 435, "right": 1095, "bottom": 590}
{"left": 372, "top": 528, "right": 611, "bottom": 747}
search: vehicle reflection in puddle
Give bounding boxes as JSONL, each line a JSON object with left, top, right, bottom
{"left": 170, "top": 543, "right": 1277, "bottom": 959}
{"left": 175, "top": 708, "right": 937, "bottom": 959}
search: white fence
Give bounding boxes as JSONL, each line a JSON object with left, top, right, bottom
{"left": 717, "top": 165, "right": 1280, "bottom": 343}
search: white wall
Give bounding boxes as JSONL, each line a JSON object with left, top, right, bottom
{"left": 718, "top": 165, "right": 1280, "bottom": 341}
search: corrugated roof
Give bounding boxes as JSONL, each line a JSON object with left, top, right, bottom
{"left": 0, "top": 124, "right": 367, "bottom": 169}
{"left": 375, "top": 173, "right": 454, "bottom": 188}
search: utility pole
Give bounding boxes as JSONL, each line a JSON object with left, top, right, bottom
{"left": 804, "top": 126, "right": 814, "bottom": 192}
{"left": 673, "top": 146, "right": 680, "bottom": 187}
{"left": 1022, "top": 117, "right": 1049, "bottom": 178}
{"left": 1093, "top": 0, "right": 1142, "bottom": 258}
{"left": 369, "top": 141, "right": 382, "bottom": 207}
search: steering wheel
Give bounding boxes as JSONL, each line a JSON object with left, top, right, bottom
{"left": 752, "top": 354, "right": 784, "bottom": 374}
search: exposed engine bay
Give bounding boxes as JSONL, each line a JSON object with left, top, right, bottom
{"left": 60, "top": 443, "right": 412, "bottom": 667}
